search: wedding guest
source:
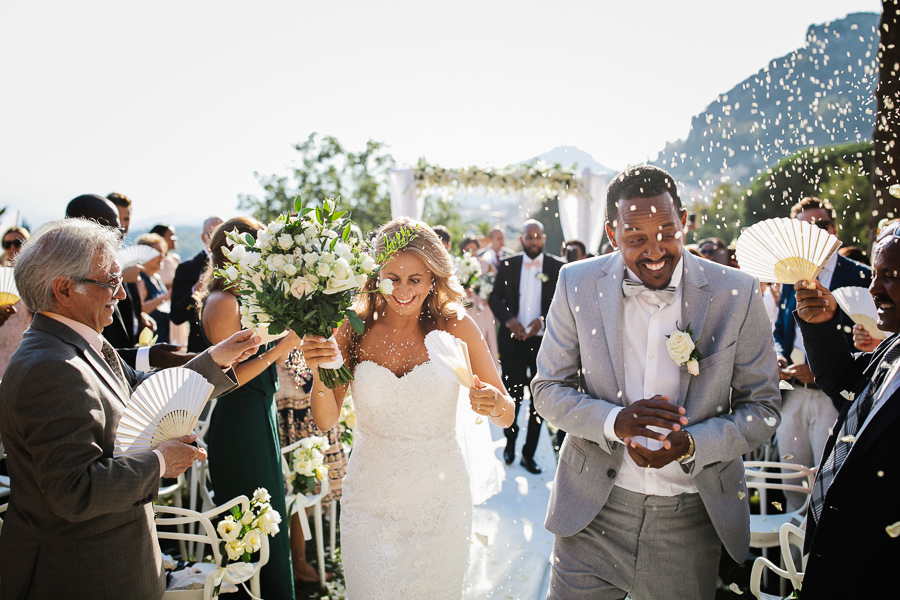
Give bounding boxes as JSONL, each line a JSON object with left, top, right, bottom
{"left": 489, "top": 219, "right": 564, "bottom": 474}
{"left": 106, "top": 192, "right": 155, "bottom": 342}
{"left": 697, "top": 237, "right": 730, "bottom": 266}
{"left": 561, "top": 239, "right": 588, "bottom": 262}
{"left": 107, "top": 191, "right": 133, "bottom": 234}
{"left": 791, "top": 223, "right": 900, "bottom": 597}
{"left": 773, "top": 196, "right": 870, "bottom": 510}
{"left": 300, "top": 218, "right": 514, "bottom": 599}
{"left": 459, "top": 236, "right": 500, "bottom": 366}
{"left": 65, "top": 194, "right": 188, "bottom": 370}
{"left": 274, "top": 359, "right": 346, "bottom": 584}
{"left": 838, "top": 245, "right": 869, "bottom": 265}
{"left": 150, "top": 223, "right": 181, "bottom": 289}
{"left": 171, "top": 216, "right": 223, "bottom": 352}
{"left": 433, "top": 224, "right": 452, "bottom": 250}
{"left": 201, "top": 217, "right": 299, "bottom": 600}
{"left": 459, "top": 236, "right": 481, "bottom": 256}
{"left": 0, "top": 217, "right": 257, "bottom": 599}
{"left": 533, "top": 164, "right": 781, "bottom": 600}
{"left": 0, "top": 227, "right": 32, "bottom": 377}
{"left": 478, "top": 226, "right": 514, "bottom": 268}
{"left": 135, "top": 233, "right": 172, "bottom": 344}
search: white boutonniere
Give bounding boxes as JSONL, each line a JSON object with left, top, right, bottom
{"left": 666, "top": 322, "right": 702, "bottom": 376}
{"left": 536, "top": 272, "right": 549, "bottom": 283}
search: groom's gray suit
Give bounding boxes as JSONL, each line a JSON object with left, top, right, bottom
{"left": 532, "top": 249, "right": 781, "bottom": 564}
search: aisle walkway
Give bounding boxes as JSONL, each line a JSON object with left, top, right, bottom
{"left": 464, "top": 421, "right": 557, "bottom": 600}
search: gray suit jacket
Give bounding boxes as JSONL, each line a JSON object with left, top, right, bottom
{"left": 532, "top": 249, "right": 781, "bottom": 562}
{"left": 0, "top": 313, "right": 237, "bottom": 599}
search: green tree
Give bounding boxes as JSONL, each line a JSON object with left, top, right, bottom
{"left": 689, "top": 183, "right": 746, "bottom": 245}
{"left": 817, "top": 159, "right": 872, "bottom": 248}
{"left": 238, "top": 133, "right": 395, "bottom": 235}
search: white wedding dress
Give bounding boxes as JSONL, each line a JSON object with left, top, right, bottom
{"left": 341, "top": 360, "right": 472, "bottom": 599}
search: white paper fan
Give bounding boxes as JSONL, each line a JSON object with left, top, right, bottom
{"left": 114, "top": 367, "right": 215, "bottom": 456}
{"left": 832, "top": 286, "right": 886, "bottom": 340}
{"left": 0, "top": 266, "right": 19, "bottom": 306}
{"left": 254, "top": 323, "right": 289, "bottom": 345}
{"left": 734, "top": 217, "right": 842, "bottom": 285}
{"left": 117, "top": 244, "right": 160, "bottom": 269}
{"left": 424, "top": 330, "right": 475, "bottom": 388}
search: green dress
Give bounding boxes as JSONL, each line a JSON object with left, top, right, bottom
{"left": 207, "top": 344, "right": 294, "bottom": 600}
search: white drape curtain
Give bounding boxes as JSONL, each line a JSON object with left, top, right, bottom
{"left": 388, "top": 169, "right": 422, "bottom": 220}
{"left": 557, "top": 168, "right": 608, "bottom": 255}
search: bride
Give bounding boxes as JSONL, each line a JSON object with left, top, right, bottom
{"left": 300, "top": 218, "right": 514, "bottom": 599}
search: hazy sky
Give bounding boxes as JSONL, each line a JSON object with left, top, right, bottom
{"left": 0, "top": 0, "right": 882, "bottom": 229}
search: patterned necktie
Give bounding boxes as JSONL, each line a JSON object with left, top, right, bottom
{"left": 622, "top": 279, "right": 678, "bottom": 305}
{"left": 809, "top": 338, "right": 900, "bottom": 522}
{"left": 100, "top": 340, "right": 127, "bottom": 388}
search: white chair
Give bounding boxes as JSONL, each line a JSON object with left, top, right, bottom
{"left": 281, "top": 439, "right": 334, "bottom": 584}
{"left": 154, "top": 495, "right": 269, "bottom": 600}
{"left": 744, "top": 460, "right": 814, "bottom": 549}
{"left": 750, "top": 522, "right": 806, "bottom": 599}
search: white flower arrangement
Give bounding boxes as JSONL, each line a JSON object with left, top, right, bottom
{"left": 453, "top": 252, "right": 482, "bottom": 289}
{"left": 218, "top": 197, "right": 415, "bottom": 388}
{"left": 473, "top": 271, "right": 495, "bottom": 302}
{"left": 212, "top": 487, "right": 282, "bottom": 597}
{"left": 665, "top": 323, "right": 702, "bottom": 376}
{"left": 284, "top": 436, "right": 330, "bottom": 510}
{"left": 338, "top": 396, "right": 356, "bottom": 448}
{"left": 414, "top": 160, "right": 583, "bottom": 200}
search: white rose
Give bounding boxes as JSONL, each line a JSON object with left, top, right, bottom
{"left": 242, "top": 528, "right": 262, "bottom": 553}
{"left": 225, "top": 539, "right": 245, "bottom": 561}
{"left": 666, "top": 331, "right": 695, "bottom": 366}
{"left": 240, "top": 313, "right": 255, "bottom": 329}
{"left": 241, "top": 511, "right": 255, "bottom": 526}
{"left": 378, "top": 279, "right": 394, "bottom": 295}
{"left": 306, "top": 272, "right": 320, "bottom": 286}
{"left": 268, "top": 222, "right": 284, "bottom": 235}
{"left": 277, "top": 234, "right": 294, "bottom": 250}
{"left": 282, "top": 263, "right": 298, "bottom": 277}
{"left": 290, "top": 276, "right": 315, "bottom": 299}
{"left": 217, "top": 517, "right": 240, "bottom": 543}
{"left": 239, "top": 251, "right": 261, "bottom": 270}
{"left": 324, "top": 272, "right": 360, "bottom": 295}
{"left": 355, "top": 273, "right": 368, "bottom": 288}
{"left": 253, "top": 488, "right": 271, "bottom": 503}
{"left": 257, "top": 508, "right": 282, "bottom": 536}
{"left": 316, "top": 263, "right": 332, "bottom": 278}
{"left": 360, "top": 255, "right": 377, "bottom": 273}
{"left": 320, "top": 252, "right": 335, "bottom": 264}
{"left": 223, "top": 244, "right": 246, "bottom": 263}
{"left": 250, "top": 272, "right": 264, "bottom": 289}
{"left": 256, "top": 230, "right": 274, "bottom": 250}
{"left": 294, "top": 234, "right": 305, "bottom": 246}
{"left": 303, "top": 252, "right": 319, "bottom": 265}
{"left": 266, "top": 254, "right": 287, "bottom": 271}
{"left": 224, "top": 265, "right": 240, "bottom": 281}
{"left": 332, "top": 257, "right": 351, "bottom": 279}
{"left": 333, "top": 242, "right": 351, "bottom": 260}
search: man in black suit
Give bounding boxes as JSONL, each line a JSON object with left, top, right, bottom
{"left": 489, "top": 219, "right": 564, "bottom": 474}
{"left": 171, "top": 216, "right": 222, "bottom": 353}
{"left": 793, "top": 223, "right": 900, "bottom": 597}
{"left": 772, "top": 197, "right": 871, "bottom": 509}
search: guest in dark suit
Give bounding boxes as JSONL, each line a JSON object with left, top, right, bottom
{"left": 171, "top": 216, "right": 222, "bottom": 353}
{"left": 0, "top": 218, "right": 261, "bottom": 599}
{"left": 792, "top": 223, "right": 900, "bottom": 598}
{"left": 488, "top": 219, "right": 564, "bottom": 474}
{"left": 772, "top": 197, "right": 871, "bottom": 509}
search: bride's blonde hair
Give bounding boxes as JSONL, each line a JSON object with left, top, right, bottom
{"left": 353, "top": 217, "right": 466, "bottom": 327}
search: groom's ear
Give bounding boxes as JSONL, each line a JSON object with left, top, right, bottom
{"left": 605, "top": 222, "right": 618, "bottom": 249}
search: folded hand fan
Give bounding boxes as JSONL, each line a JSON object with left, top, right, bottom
{"left": 117, "top": 244, "right": 160, "bottom": 269}
{"left": 832, "top": 286, "right": 886, "bottom": 340}
{"left": 424, "top": 329, "right": 475, "bottom": 388}
{"left": 114, "top": 367, "right": 215, "bottom": 456}
{"left": 734, "top": 217, "right": 842, "bottom": 286}
{"left": 0, "top": 267, "right": 19, "bottom": 306}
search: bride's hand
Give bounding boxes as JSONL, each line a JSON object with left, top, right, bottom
{"left": 299, "top": 334, "right": 341, "bottom": 372}
{"left": 469, "top": 374, "right": 504, "bottom": 416}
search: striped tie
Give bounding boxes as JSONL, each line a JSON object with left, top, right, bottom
{"left": 809, "top": 338, "right": 900, "bottom": 522}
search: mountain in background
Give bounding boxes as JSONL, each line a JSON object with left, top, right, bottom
{"left": 654, "top": 11, "right": 878, "bottom": 194}
{"left": 526, "top": 145, "right": 615, "bottom": 175}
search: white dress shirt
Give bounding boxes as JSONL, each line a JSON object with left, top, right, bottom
{"left": 41, "top": 311, "right": 166, "bottom": 476}
{"left": 518, "top": 253, "right": 544, "bottom": 336}
{"left": 601, "top": 261, "right": 698, "bottom": 496}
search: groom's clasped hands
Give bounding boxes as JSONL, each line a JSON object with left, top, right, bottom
{"left": 614, "top": 394, "right": 691, "bottom": 469}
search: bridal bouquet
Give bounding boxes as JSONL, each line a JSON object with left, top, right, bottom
{"left": 213, "top": 488, "right": 281, "bottom": 597}
{"left": 219, "top": 198, "right": 411, "bottom": 388}
{"left": 284, "top": 436, "right": 330, "bottom": 511}
{"left": 473, "top": 271, "right": 495, "bottom": 302}
{"left": 454, "top": 252, "right": 482, "bottom": 289}
{"left": 338, "top": 396, "right": 357, "bottom": 448}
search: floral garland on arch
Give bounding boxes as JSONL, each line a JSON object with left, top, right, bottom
{"left": 413, "top": 159, "right": 583, "bottom": 199}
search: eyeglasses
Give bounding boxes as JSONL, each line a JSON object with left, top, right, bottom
{"left": 72, "top": 274, "right": 124, "bottom": 294}
{"left": 699, "top": 246, "right": 716, "bottom": 256}
{"left": 813, "top": 220, "right": 834, "bottom": 230}
{"left": 2, "top": 239, "right": 23, "bottom": 250}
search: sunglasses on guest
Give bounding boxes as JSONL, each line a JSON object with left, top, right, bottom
{"left": 2, "top": 239, "right": 24, "bottom": 250}
{"left": 813, "top": 220, "right": 834, "bottom": 230}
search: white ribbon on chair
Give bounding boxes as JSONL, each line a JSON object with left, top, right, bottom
{"left": 213, "top": 562, "right": 262, "bottom": 600}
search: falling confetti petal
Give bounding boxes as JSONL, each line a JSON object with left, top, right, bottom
{"left": 886, "top": 522, "right": 900, "bottom": 538}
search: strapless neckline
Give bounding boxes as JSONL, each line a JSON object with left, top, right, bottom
{"left": 355, "top": 359, "right": 432, "bottom": 380}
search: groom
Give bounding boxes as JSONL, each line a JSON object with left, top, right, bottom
{"left": 532, "top": 164, "right": 781, "bottom": 600}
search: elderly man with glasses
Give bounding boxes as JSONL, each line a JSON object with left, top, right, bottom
{"left": 772, "top": 196, "right": 872, "bottom": 511}
{"left": 0, "top": 218, "right": 262, "bottom": 599}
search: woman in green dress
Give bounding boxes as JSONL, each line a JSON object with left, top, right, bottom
{"left": 201, "top": 216, "right": 300, "bottom": 599}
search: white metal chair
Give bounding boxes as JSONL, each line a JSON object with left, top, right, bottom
{"left": 744, "top": 460, "right": 814, "bottom": 549}
{"left": 281, "top": 438, "right": 335, "bottom": 584}
{"left": 154, "top": 495, "right": 269, "bottom": 600}
{"left": 750, "top": 522, "right": 806, "bottom": 599}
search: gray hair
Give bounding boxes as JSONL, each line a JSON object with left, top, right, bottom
{"left": 14, "top": 219, "right": 120, "bottom": 313}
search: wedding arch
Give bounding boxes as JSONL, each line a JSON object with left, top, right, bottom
{"left": 388, "top": 161, "right": 610, "bottom": 254}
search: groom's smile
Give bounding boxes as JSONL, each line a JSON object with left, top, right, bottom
{"left": 607, "top": 192, "right": 686, "bottom": 290}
